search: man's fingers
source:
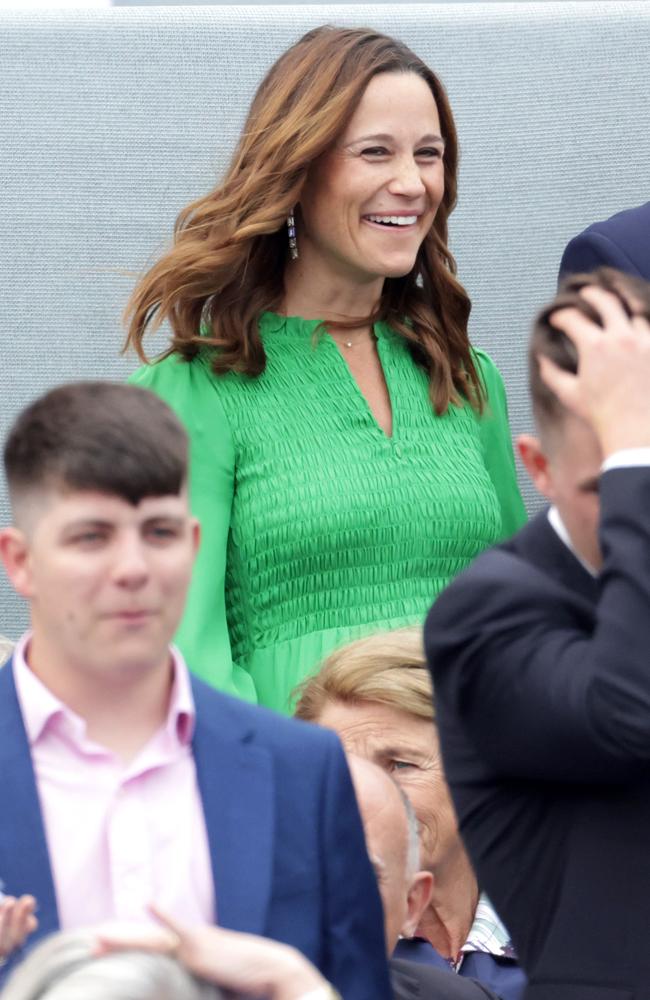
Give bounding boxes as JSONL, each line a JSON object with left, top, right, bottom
{"left": 547, "top": 306, "right": 601, "bottom": 345}
{"left": 537, "top": 355, "right": 581, "bottom": 413}
{"left": 578, "top": 285, "right": 634, "bottom": 329}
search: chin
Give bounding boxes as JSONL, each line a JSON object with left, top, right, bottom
{"left": 382, "top": 263, "right": 417, "bottom": 280}
{"left": 375, "top": 251, "right": 419, "bottom": 279}
{"left": 111, "top": 634, "right": 169, "bottom": 668}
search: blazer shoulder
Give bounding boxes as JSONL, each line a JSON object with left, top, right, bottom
{"left": 390, "top": 958, "right": 499, "bottom": 1000}
{"left": 191, "top": 674, "right": 340, "bottom": 756}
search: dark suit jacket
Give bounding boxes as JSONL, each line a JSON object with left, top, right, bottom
{"left": 425, "top": 467, "right": 650, "bottom": 1000}
{"left": 558, "top": 201, "right": 650, "bottom": 281}
{"left": 391, "top": 957, "right": 499, "bottom": 1000}
{"left": 0, "top": 664, "right": 390, "bottom": 1000}
{"left": 394, "top": 937, "right": 526, "bottom": 1000}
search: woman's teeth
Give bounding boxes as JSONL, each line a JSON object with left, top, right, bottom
{"left": 365, "top": 215, "right": 417, "bottom": 226}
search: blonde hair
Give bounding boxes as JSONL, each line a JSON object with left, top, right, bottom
{"left": 2, "top": 930, "right": 219, "bottom": 1000}
{"left": 294, "top": 627, "right": 434, "bottom": 723}
{"left": 124, "top": 25, "right": 483, "bottom": 416}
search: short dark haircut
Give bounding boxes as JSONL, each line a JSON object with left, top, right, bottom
{"left": 529, "top": 266, "right": 650, "bottom": 433}
{"left": 4, "top": 381, "right": 188, "bottom": 510}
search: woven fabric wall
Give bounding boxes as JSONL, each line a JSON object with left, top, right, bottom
{"left": 1, "top": 2, "right": 648, "bottom": 635}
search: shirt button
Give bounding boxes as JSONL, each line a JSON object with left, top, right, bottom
{"left": 394, "top": 445, "right": 403, "bottom": 458}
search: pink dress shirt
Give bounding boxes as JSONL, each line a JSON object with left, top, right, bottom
{"left": 13, "top": 635, "right": 215, "bottom": 929}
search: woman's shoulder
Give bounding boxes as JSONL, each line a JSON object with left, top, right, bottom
{"left": 129, "top": 349, "right": 214, "bottom": 390}
{"left": 471, "top": 346, "right": 502, "bottom": 379}
{"left": 127, "top": 351, "right": 238, "bottom": 438}
{"left": 129, "top": 349, "right": 237, "bottom": 409}
{"left": 470, "top": 347, "right": 508, "bottom": 406}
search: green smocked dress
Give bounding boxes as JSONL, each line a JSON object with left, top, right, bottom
{"left": 130, "top": 313, "right": 526, "bottom": 713}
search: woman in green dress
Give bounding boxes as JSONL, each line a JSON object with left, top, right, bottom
{"left": 126, "top": 26, "right": 526, "bottom": 714}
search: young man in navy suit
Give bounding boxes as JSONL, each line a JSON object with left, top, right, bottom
{"left": 425, "top": 267, "right": 650, "bottom": 1000}
{"left": 559, "top": 200, "right": 650, "bottom": 281}
{"left": 0, "top": 381, "right": 390, "bottom": 1000}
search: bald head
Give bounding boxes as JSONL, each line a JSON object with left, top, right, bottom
{"left": 348, "top": 755, "right": 432, "bottom": 953}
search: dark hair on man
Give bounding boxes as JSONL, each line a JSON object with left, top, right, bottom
{"left": 4, "top": 382, "right": 188, "bottom": 511}
{"left": 529, "top": 266, "right": 650, "bottom": 433}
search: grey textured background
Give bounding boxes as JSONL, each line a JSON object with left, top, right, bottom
{"left": 1, "top": 2, "right": 649, "bottom": 635}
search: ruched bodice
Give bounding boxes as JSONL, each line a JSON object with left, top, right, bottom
{"left": 131, "top": 313, "right": 526, "bottom": 712}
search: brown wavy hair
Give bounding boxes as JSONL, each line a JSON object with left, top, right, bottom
{"left": 124, "top": 25, "right": 481, "bottom": 414}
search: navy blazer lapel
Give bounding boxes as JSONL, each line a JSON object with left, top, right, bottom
{"left": 0, "top": 661, "right": 59, "bottom": 941}
{"left": 191, "top": 681, "right": 274, "bottom": 935}
{"left": 509, "top": 509, "right": 599, "bottom": 605}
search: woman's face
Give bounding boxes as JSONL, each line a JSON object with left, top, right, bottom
{"left": 317, "top": 698, "right": 460, "bottom": 876}
{"left": 298, "top": 71, "right": 445, "bottom": 287}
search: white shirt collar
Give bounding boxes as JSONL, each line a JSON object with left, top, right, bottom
{"left": 546, "top": 506, "right": 597, "bottom": 578}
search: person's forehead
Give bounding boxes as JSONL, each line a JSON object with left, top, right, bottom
{"left": 320, "top": 699, "right": 435, "bottom": 753}
{"left": 38, "top": 489, "right": 188, "bottom": 527}
{"left": 341, "top": 72, "right": 440, "bottom": 138}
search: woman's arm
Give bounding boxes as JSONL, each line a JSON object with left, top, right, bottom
{"left": 129, "top": 355, "right": 255, "bottom": 701}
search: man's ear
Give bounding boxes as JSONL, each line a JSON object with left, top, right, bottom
{"left": 0, "top": 527, "right": 35, "bottom": 599}
{"left": 401, "top": 870, "right": 434, "bottom": 939}
{"left": 517, "top": 434, "right": 555, "bottom": 501}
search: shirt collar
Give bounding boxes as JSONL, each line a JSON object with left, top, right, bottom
{"left": 547, "top": 506, "right": 597, "bottom": 578}
{"left": 460, "top": 893, "right": 517, "bottom": 960}
{"left": 13, "top": 633, "right": 195, "bottom": 748}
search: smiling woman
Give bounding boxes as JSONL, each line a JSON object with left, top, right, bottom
{"left": 125, "top": 26, "right": 526, "bottom": 713}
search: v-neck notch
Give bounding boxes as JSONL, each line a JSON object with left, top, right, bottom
{"left": 261, "top": 311, "right": 399, "bottom": 444}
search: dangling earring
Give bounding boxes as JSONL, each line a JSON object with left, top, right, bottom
{"left": 287, "top": 211, "right": 299, "bottom": 260}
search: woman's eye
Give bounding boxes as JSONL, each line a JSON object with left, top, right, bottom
{"left": 416, "top": 147, "right": 443, "bottom": 160}
{"left": 361, "top": 146, "right": 389, "bottom": 158}
{"left": 391, "top": 759, "right": 417, "bottom": 772}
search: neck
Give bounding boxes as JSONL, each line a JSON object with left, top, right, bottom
{"left": 415, "top": 845, "right": 479, "bottom": 961}
{"left": 25, "top": 634, "right": 174, "bottom": 763}
{"left": 282, "top": 250, "right": 383, "bottom": 321}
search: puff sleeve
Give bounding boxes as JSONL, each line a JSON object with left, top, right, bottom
{"left": 474, "top": 350, "right": 528, "bottom": 539}
{"left": 129, "top": 354, "right": 256, "bottom": 702}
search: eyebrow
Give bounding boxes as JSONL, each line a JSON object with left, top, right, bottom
{"left": 345, "top": 132, "right": 445, "bottom": 147}
{"left": 62, "top": 514, "right": 185, "bottom": 532}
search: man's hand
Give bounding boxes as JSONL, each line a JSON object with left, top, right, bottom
{"left": 95, "top": 904, "right": 330, "bottom": 1000}
{"left": 0, "top": 895, "right": 38, "bottom": 962}
{"left": 540, "top": 286, "right": 650, "bottom": 457}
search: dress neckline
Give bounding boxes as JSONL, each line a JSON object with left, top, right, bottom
{"left": 259, "top": 311, "right": 391, "bottom": 341}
